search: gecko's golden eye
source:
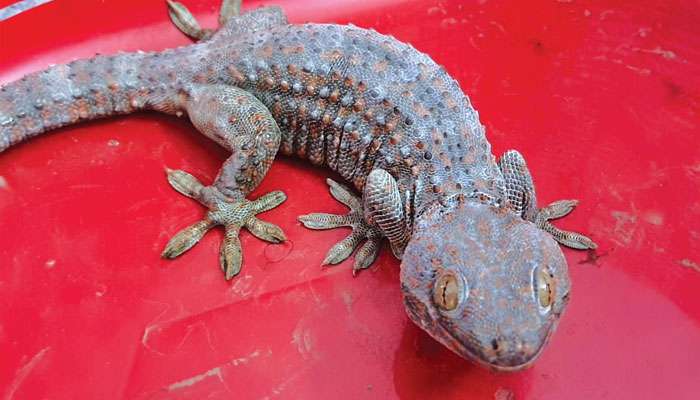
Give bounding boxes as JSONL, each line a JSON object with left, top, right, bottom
{"left": 433, "top": 271, "right": 465, "bottom": 311}
{"left": 535, "top": 268, "right": 555, "bottom": 310}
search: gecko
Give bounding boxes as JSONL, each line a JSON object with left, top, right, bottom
{"left": 0, "top": 0, "right": 597, "bottom": 371}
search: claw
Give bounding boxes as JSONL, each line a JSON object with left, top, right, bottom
{"left": 221, "top": 227, "right": 243, "bottom": 280}
{"left": 538, "top": 199, "right": 578, "bottom": 222}
{"left": 353, "top": 236, "right": 381, "bottom": 275}
{"left": 246, "top": 217, "right": 286, "bottom": 243}
{"left": 322, "top": 233, "right": 361, "bottom": 265}
{"left": 540, "top": 221, "right": 598, "bottom": 250}
{"left": 252, "top": 190, "right": 287, "bottom": 213}
{"left": 166, "top": 168, "right": 205, "bottom": 199}
{"left": 298, "top": 213, "right": 352, "bottom": 230}
{"left": 327, "top": 178, "right": 361, "bottom": 210}
{"left": 535, "top": 199, "right": 596, "bottom": 249}
{"left": 162, "top": 219, "right": 215, "bottom": 259}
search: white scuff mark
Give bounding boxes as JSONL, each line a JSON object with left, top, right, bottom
{"left": 625, "top": 64, "right": 651, "bottom": 76}
{"left": 427, "top": 4, "right": 446, "bottom": 16}
{"left": 488, "top": 20, "right": 506, "bottom": 34}
{"left": 44, "top": 259, "right": 56, "bottom": 269}
{"left": 230, "top": 274, "right": 254, "bottom": 297}
{"left": 637, "top": 27, "right": 651, "bottom": 37}
{"left": 260, "top": 366, "right": 312, "bottom": 400}
{"left": 141, "top": 324, "right": 167, "bottom": 356}
{"left": 634, "top": 46, "right": 677, "bottom": 60}
{"left": 592, "top": 55, "right": 651, "bottom": 76}
{"left": 167, "top": 366, "right": 223, "bottom": 391}
{"left": 341, "top": 291, "right": 354, "bottom": 313}
{"left": 291, "top": 320, "right": 314, "bottom": 358}
{"left": 229, "top": 349, "right": 262, "bottom": 366}
{"left": 0, "top": 176, "right": 7, "bottom": 189}
{"left": 610, "top": 210, "right": 639, "bottom": 247}
{"left": 599, "top": 9, "right": 614, "bottom": 20}
{"left": 166, "top": 349, "right": 266, "bottom": 392}
{"left": 140, "top": 299, "right": 179, "bottom": 356}
{"left": 143, "top": 320, "right": 212, "bottom": 356}
{"left": 679, "top": 259, "right": 700, "bottom": 273}
{"left": 468, "top": 36, "right": 481, "bottom": 50}
{"left": 107, "top": 139, "right": 120, "bottom": 147}
{"left": 304, "top": 279, "right": 323, "bottom": 306}
{"left": 4, "top": 347, "right": 50, "bottom": 400}
{"left": 643, "top": 212, "right": 664, "bottom": 226}
{"left": 440, "top": 17, "right": 458, "bottom": 28}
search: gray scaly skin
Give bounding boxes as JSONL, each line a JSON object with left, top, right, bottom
{"left": 0, "top": 1, "right": 597, "bottom": 371}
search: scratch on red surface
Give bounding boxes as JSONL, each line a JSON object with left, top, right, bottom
{"left": 3, "top": 347, "right": 50, "bottom": 400}
{"left": 166, "top": 349, "right": 267, "bottom": 392}
{"left": 679, "top": 259, "right": 700, "bottom": 273}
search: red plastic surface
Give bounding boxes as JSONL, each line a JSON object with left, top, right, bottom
{"left": 1, "top": 0, "right": 699, "bottom": 399}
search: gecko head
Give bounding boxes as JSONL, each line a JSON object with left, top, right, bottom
{"left": 399, "top": 199, "right": 570, "bottom": 371}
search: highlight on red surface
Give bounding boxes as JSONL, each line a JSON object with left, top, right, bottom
{"left": 1, "top": 1, "right": 698, "bottom": 399}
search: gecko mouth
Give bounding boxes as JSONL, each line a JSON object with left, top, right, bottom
{"left": 439, "top": 320, "right": 554, "bottom": 372}
{"left": 428, "top": 304, "right": 559, "bottom": 372}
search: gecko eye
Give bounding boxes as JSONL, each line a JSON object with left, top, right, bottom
{"left": 535, "top": 268, "right": 555, "bottom": 311}
{"left": 433, "top": 271, "right": 467, "bottom": 311}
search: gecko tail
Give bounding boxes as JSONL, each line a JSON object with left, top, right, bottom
{"left": 0, "top": 50, "right": 183, "bottom": 153}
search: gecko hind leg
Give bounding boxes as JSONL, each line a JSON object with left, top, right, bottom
{"left": 166, "top": 0, "right": 241, "bottom": 40}
{"left": 161, "top": 84, "right": 285, "bottom": 280}
{"left": 499, "top": 149, "right": 597, "bottom": 250}
{"left": 298, "top": 179, "right": 383, "bottom": 275}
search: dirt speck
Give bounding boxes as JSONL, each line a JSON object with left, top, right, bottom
{"left": 578, "top": 248, "right": 609, "bottom": 267}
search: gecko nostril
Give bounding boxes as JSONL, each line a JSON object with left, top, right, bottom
{"left": 491, "top": 338, "right": 499, "bottom": 351}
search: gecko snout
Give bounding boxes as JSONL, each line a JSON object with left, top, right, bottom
{"left": 487, "top": 335, "right": 539, "bottom": 370}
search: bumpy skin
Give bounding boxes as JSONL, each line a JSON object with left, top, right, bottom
{"left": 0, "top": 2, "right": 596, "bottom": 371}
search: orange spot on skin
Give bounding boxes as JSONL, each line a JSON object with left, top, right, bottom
{"left": 412, "top": 101, "right": 431, "bottom": 118}
{"left": 227, "top": 66, "right": 245, "bottom": 82}
{"left": 373, "top": 60, "right": 389, "bottom": 73}
{"left": 282, "top": 45, "right": 304, "bottom": 55}
{"left": 321, "top": 49, "right": 343, "bottom": 62}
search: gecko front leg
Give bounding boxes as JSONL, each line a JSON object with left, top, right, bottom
{"left": 299, "top": 169, "right": 410, "bottom": 275}
{"left": 498, "top": 149, "right": 597, "bottom": 249}
{"left": 161, "top": 84, "right": 286, "bottom": 280}
{"left": 298, "top": 179, "right": 383, "bottom": 275}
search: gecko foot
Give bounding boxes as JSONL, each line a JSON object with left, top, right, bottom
{"left": 161, "top": 168, "right": 286, "bottom": 280}
{"left": 298, "top": 178, "right": 383, "bottom": 276}
{"left": 166, "top": 0, "right": 241, "bottom": 41}
{"left": 535, "top": 200, "right": 597, "bottom": 250}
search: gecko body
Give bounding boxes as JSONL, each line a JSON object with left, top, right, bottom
{"left": 0, "top": 1, "right": 596, "bottom": 370}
